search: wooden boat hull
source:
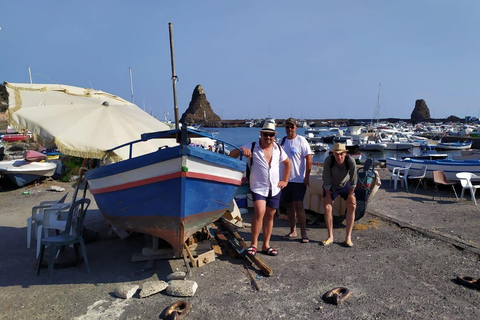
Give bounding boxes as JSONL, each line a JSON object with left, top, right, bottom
{"left": 386, "top": 157, "right": 480, "bottom": 182}
{"left": 85, "top": 144, "right": 245, "bottom": 256}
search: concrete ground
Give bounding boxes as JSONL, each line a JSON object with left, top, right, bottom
{"left": 1, "top": 168, "right": 480, "bottom": 320}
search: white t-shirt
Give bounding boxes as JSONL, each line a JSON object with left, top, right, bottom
{"left": 280, "top": 135, "right": 313, "bottom": 183}
{"left": 243, "top": 140, "right": 288, "bottom": 197}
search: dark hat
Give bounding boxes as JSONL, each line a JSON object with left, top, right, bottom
{"left": 285, "top": 117, "right": 297, "bottom": 126}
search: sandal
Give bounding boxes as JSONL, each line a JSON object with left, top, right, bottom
{"left": 283, "top": 233, "right": 297, "bottom": 239}
{"left": 262, "top": 247, "right": 278, "bottom": 256}
{"left": 246, "top": 246, "right": 257, "bottom": 256}
{"left": 301, "top": 238, "right": 310, "bottom": 243}
{"left": 344, "top": 240, "right": 354, "bottom": 248}
{"left": 321, "top": 239, "right": 333, "bottom": 247}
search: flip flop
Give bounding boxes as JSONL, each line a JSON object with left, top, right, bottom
{"left": 456, "top": 276, "right": 480, "bottom": 289}
{"left": 321, "top": 239, "right": 333, "bottom": 247}
{"left": 344, "top": 241, "right": 354, "bottom": 248}
{"left": 301, "top": 238, "right": 310, "bottom": 243}
{"left": 262, "top": 247, "right": 278, "bottom": 256}
{"left": 283, "top": 233, "right": 296, "bottom": 239}
{"left": 246, "top": 246, "right": 257, "bottom": 256}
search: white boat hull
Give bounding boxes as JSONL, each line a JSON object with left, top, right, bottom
{"left": 386, "top": 157, "right": 480, "bottom": 182}
{"left": 0, "top": 160, "right": 57, "bottom": 187}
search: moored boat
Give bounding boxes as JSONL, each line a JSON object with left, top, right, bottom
{"left": 386, "top": 157, "right": 480, "bottom": 182}
{"left": 435, "top": 141, "right": 472, "bottom": 151}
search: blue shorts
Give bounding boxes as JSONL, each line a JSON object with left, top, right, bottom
{"left": 323, "top": 182, "right": 355, "bottom": 201}
{"left": 281, "top": 182, "right": 307, "bottom": 202}
{"left": 252, "top": 190, "right": 281, "bottom": 209}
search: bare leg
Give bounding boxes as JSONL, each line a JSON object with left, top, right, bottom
{"left": 286, "top": 202, "right": 297, "bottom": 237}
{"left": 323, "top": 199, "right": 334, "bottom": 243}
{"left": 250, "top": 200, "right": 266, "bottom": 249}
{"left": 261, "top": 206, "right": 277, "bottom": 251}
{"left": 345, "top": 197, "right": 356, "bottom": 244}
{"left": 293, "top": 200, "right": 308, "bottom": 239}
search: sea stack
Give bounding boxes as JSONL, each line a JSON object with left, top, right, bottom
{"left": 410, "top": 99, "right": 431, "bottom": 122}
{"left": 180, "top": 85, "right": 221, "bottom": 126}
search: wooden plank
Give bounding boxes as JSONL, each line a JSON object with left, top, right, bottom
{"left": 183, "top": 243, "right": 197, "bottom": 268}
{"left": 196, "top": 249, "right": 216, "bottom": 267}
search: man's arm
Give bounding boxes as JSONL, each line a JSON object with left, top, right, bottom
{"left": 278, "top": 158, "right": 291, "bottom": 188}
{"left": 304, "top": 154, "right": 313, "bottom": 186}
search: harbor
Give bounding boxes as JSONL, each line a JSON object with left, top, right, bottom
{"left": 1, "top": 167, "right": 480, "bottom": 319}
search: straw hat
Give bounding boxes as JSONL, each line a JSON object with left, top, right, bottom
{"left": 332, "top": 143, "right": 347, "bottom": 153}
{"left": 259, "top": 119, "right": 278, "bottom": 134}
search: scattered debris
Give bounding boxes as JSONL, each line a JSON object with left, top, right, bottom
{"left": 164, "top": 300, "right": 191, "bottom": 320}
{"left": 139, "top": 280, "right": 168, "bottom": 298}
{"left": 48, "top": 185, "right": 65, "bottom": 192}
{"left": 166, "top": 280, "right": 198, "bottom": 297}
{"left": 324, "top": 287, "right": 351, "bottom": 305}
{"left": 114, "top": 284, "right": 139, "bottom": 299}
{"left": 353, "top": 219, "right": 380, "bottom": 231}
{"left": 167, "top": 271, "right": 187, "bottom": 281}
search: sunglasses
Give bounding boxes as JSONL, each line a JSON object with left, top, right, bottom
{"left": 285, "top": 125, "right": 295, "bottom": 129}
{"left": 262, "top": 132, "right": 275, "bottom": 137}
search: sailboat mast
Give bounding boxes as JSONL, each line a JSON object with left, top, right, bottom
{"left": 129, "top": 67, "right": 134, "bottom": 103}
{"left": 168, "top": 22, "right": 180, "bottom": 130}
{"left": 371, "top": 83, "right": 381, "bottom": 125}
{"left": 28, "top": 66, "right": 33, "bottom": 84}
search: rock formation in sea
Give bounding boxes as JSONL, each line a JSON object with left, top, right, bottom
{"left": 410, "top": 99, "right": 431, "bottom": 122}
{"left": 180, "top": 85, "right": 221, "bottom": 126}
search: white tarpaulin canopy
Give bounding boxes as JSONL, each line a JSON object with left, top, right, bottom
{"left": 4, "top": 82, "right": 214, "bottom": 162}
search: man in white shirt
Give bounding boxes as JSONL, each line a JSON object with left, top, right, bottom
{"left": 230, "top": 119, "right": 291, "bottom": 256}
{"left": 280, "top": 118, "right": 313, "bottom": 243}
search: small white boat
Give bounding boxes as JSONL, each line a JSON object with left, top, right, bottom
{"left": 0, "top": 160, "right": 57, "bottom": 187}
{"left": 383, "top": 142, "right": 414, "bottom": 151}
{"left": 309, "top": 142, "right": 329, "bottom": 152}
{"left": 359, "top": 141, "right": 387, "bottom": 151}
{"left": 386, "top": 157, "right": 480, "bottom": 182}
{"left": 435, "top": 141, "right": 472, "bottom": 151}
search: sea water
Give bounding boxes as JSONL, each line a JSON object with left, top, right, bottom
{"left": 208, "top": 127, "right": 463, "bottom": 163}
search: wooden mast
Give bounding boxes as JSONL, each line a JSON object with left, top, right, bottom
{"left": 168, "top": 22, "right": 180, "bottom": 130}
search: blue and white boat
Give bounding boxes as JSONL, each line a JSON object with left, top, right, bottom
{"left": 435, "top": 141, "right": 472, "bottom": 151}
{"left": 85, "top": 127, "right": 245, "bottom": 257}
{"left": 386, "top": 157, "right": 480, "bottom": 182}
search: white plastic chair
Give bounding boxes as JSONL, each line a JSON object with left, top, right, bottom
{"left": 408, "top": 166, "right": 427, "bottom": 193}
{"left": 36, "top": 203, "right": 72, "bottom": 258}
{"left": 456, "top": 172, "right": 480, "bottom": 205}
{"left": 26, "top": 193, "right": 69, "bottom": 249}
{"left": 390, "top": 164, "right": 411, "bottom": 190}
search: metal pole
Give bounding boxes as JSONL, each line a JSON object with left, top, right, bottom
{"left": 169, "top": 22, "right": 180, "bottom": 130}
{"left": 129, "top": 67, "right": 134, "bottom": 103}
{"left": 28, "top": 66, "right": 33, "bottom": 84}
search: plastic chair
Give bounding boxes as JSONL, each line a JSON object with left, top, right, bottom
{"left": 432, "top": 170, "right": 458, "bottom": 200}
{"left": 408, "top": 166, "right": 427, "bottom": 193}
{"left": 37, "top": 198, "right": 91, "bottom": 283}
{"left": 27, "top": 193, "right": 69, "bottom": 249}
{"left": 390, "top": 164, "right": 411, "bottom": 190}
{"left": 456, "top": 172, "right": 480, "bottom": 205}
{"left": 36, "top": 202, "right": 73, "bottom": 258}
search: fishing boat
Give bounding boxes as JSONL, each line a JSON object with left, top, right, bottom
{"left": 85, "top": 127, "right": 245, "bottom": 256}
{"left": 386, "top": 157, "right": 480, "bottom": 182}
{"left": 435, "top": 141, "right": 472, "bottom": 151}
{"left": 358, "top": 141, "right": 387, "bottom": 151}
{"left": 84, "top": 24, "right": 246, "bottom": 256}
{"left": 383, "top": 142, "right": 414, "bottom": 151}
{"left": 0, "top": 159, "right": 56, "bottom": 187}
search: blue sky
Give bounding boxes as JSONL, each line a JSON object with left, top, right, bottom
{"left": 1, "top": 1, "right": 480, "bottom": 121}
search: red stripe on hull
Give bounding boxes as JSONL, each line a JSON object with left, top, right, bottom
{"left": 90, "top": 171, "right": 241, "bottom": 195}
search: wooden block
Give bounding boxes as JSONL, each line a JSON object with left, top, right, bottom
{"left": 187, "top": 240, "right": 212, "bottom": 251}
{"left": 196, "top": 250, "right": 216, "bottom": 267}
{"left": 212, "top": 244, "right": 223, "bottom": 255}
{"left": 111, "top": 226, "right": 130, "bottom": 240}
